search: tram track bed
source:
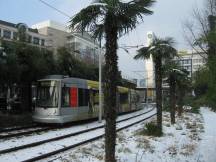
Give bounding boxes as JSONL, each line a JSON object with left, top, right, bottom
{"left": 0, "top": 124, "right": 37, "bottom": 133}
{"left": 0, "top": 107, "right": 156, "bottom": 162}
{"left": 0, "top": 107, "right": 153, "bottom": 152}
{"left": 0, "top": 126, "right": 53, "bottom": 139}
{"left": 0, "top": 107, "right": 145, "bottom": 140}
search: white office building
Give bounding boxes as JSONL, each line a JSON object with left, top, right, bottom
{"left": 32, "top": 20, "right": 103, "bottom": 65}
{"left": 174, "top": 50, "right": 207, "bottom": 77}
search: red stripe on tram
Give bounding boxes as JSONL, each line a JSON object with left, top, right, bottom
{"left": 70, "top": 87, "right": 78, "bottom": 107}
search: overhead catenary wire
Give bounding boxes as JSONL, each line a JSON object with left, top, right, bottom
{"left": 36, "top": 0, "right": 151, "bottom": 80}
{"left": 37, "top": 0, "right": 71, "bottom": 18}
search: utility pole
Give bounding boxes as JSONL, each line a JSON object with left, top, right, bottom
{"left": 98, "top": 39, "right": 102, "bottom": 123}
{"left": 146, "top": 71, "right": 148, "bottom": 105}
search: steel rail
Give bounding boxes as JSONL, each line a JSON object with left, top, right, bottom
{"left": 23, "top": 111, "right": 156, "bottom": 162}
{"left": 0, "top": 127, "right": 54, "bottom": 139}
{"left": 0, "top": 108, "right": 154, "bottom": 155}
{"left": 0, "top": 124, "right": 37, "bottom": 133}
{"left": 0, "top": 109, "right": 140, "bottom": 139}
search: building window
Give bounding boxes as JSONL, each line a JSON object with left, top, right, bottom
{"left": 3, "top": 30, "right": 11, "bottom": 39}
{"left": 13, "top": 32, "right": 17, "bottom": 40}
{"left": 41, "top": 39, "right": 45, "bottom": 46}
{"left": 33, "top": 37, "right": 39, "bottom": 45}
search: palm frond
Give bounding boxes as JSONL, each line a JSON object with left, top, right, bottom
{"left": 92, "top": 24, "right": 105, "bottom": 41}
{"left": 69, "top": 5, "right": 104, "bottom": 33}
{"left": 117, "top": 0, "right": 155, "bottom": 35}
{"left": 134, "top": 47, "right": 151, "bottom": 60}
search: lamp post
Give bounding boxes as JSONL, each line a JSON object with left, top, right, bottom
{"left": 94, "top": 40, "right": 103, "bottom": 123}
{"left": 98, "top": 40, "right": 102, "bottom": 123}
{"left": 146, "top": 72, "right": 148, "bottom": 105}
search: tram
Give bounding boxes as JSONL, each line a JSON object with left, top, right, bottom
{"left": 32, "top": 75, "right": 141, "bottom": 124}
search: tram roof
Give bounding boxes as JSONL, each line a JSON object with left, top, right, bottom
{"left": 38, "top": 75, "right": 130, "bottom": 92}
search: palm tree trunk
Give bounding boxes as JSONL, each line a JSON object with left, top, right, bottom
{"left": 177, "top": 90, "right": 184, "bottom": 116}
{"left": 155, "top": 57, "right": 162, "bottom": 133}
{"left": 169, "top": 75, "right": 176, "bottom": 124}
{"left": 104, "top": 19, "right": 118, "bottom": 162}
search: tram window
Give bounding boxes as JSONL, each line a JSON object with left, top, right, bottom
{"left": 78, "top": 89, "right": 89, "bottom": 106}
{"left": 120, "top": 93, "right": 128, "bottom": 104}
{"left": 62, "top": 87, "right": 70, "bottom": 107}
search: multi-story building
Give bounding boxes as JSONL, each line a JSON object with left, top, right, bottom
{"left": 136, "top": 31, "right": 156, "bottom": 102}
{"left": 67, "top": 32, "right": 102, "bottom": 65}
{"left": 0, "top": 20, "right": 47, "bottom": 47}
{"left": 32, "top": 20, "right": 69, "bottom": 53}
{"left": 175, "top": 50, "right": 207, "bottom": 77}
{"left": 32, "top": 20, "right": 103, "bottom": 66}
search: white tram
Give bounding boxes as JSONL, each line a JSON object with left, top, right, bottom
{"left": 32, "top": 75, "right": 141, "bottom": 124}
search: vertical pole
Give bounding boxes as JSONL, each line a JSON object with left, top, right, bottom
{"left": 98, "top": 39, "right": 102, "bottom": 123}
{"left": 146, "top": 70, "right": 148, "bottom": 108}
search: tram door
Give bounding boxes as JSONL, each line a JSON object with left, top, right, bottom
{"left": 60, "top": 86, "right": 78, "bottom": 121}
{"left": 60, "top": 85, "right": 90, "bottom": 121}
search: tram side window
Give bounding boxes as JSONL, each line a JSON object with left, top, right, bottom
{"left": 120, "top": 93, "right": 128, "bottom": 104}
{"left": 78, "top": 89, "right": 89, "bottom": 106}
{"left": 62, "top": 87, "right": 70, "bottom": 107}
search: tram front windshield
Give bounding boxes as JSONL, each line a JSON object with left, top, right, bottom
{"left": 37, "top": 81, "right": 59, "bottom": 108}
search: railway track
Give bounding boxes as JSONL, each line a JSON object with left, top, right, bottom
{"left": 0, "top": 107, "right": 156, "bottom": 162}
{"left": 0, "top": 126, "right": 54, "bottom": 139}
{"left": 0, "top": 124, "right": 37, "bottom": 133}
{"left": 0, "top": 105, "right": 151, "bottom": 139}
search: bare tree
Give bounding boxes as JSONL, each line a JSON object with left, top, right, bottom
{"left": 183, "top": 0, "right": 216, "bottom": 58}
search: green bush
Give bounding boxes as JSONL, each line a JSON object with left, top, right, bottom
{"left": 144, "top": 122, "right": 163, "bottom": 137}
{"left": 191, "top": 106, "right": 200, "bottom": 114}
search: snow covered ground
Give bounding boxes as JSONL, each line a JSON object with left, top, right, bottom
{"left": 0, "top": 106, "right": 156, "bottom": 162}
{"left": 43, "top": 107, "right": 216, "bottom": 162}
{"left": 197, "top": 108, "right": 216, "bottom": 162}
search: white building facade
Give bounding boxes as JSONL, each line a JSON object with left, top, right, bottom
{"left": 175, "top": 50, "right": 207, "bottom": 77}
{"left": 32, "top": 20, "right": 103, "bottom": 66}
{"left": 67, "top": 32, "right": 102, "bottom": 65}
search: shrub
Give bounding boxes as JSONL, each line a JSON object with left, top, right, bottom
{"left": 135, "top": 122, "right": 163, "bottom": 137}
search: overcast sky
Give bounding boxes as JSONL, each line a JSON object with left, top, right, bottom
{"left": 0, "top": 0, "right": 204, "bottom": 79}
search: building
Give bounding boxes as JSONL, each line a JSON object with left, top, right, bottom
{"left": 67, "top": 32, "right": 102, "bottom": 65}
{"left": 136, "top": 31, "right": 155, "bottom": 89}
{"left": 32, "top": 20, "right": 103, "bottom": 66}
{"left": 0, "top": 20, "right": 47, "bottom": 47}
{"left": 174, "top": 50, "right": 207, "bottom": 77}
{"left": 32, "top": 20, "right": 69, "bottom": 53}
{"left": 136, "top": 31, "right": 156, "bottom": 102}
{"left": 144, "top": 31, "right": 155, "bottom": 89}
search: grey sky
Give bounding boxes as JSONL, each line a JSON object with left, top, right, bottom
{"left": 0, "top": 0, "right": 204, "bottom": 79}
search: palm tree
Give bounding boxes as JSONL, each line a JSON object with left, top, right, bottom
{"left": 69, "top": 0, "right": 155, "bottom": 161}
{"left": 134, "top": 36, "right": 177, "bottom": 133}
{"left": 163, "top": 60, "right": 189, "bottom": 123}
{"left": 169, "top": 69, "right": 183, "bottom": 124}
{"left": 176, "top": 70, "right": 190, "bottom": 116}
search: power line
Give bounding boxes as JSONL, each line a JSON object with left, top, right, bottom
{"left": 120, "top": 44, "right": 146, "bottom": 49}
{"left": 37, "top": 0, "right": 71, "bottom": 18}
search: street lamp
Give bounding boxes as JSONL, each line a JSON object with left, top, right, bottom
{"left": 94, "top": 40, "right": 103, "bottom": 123}
{"left": 98, "top": 40, "right": 103, "bottom": 123}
